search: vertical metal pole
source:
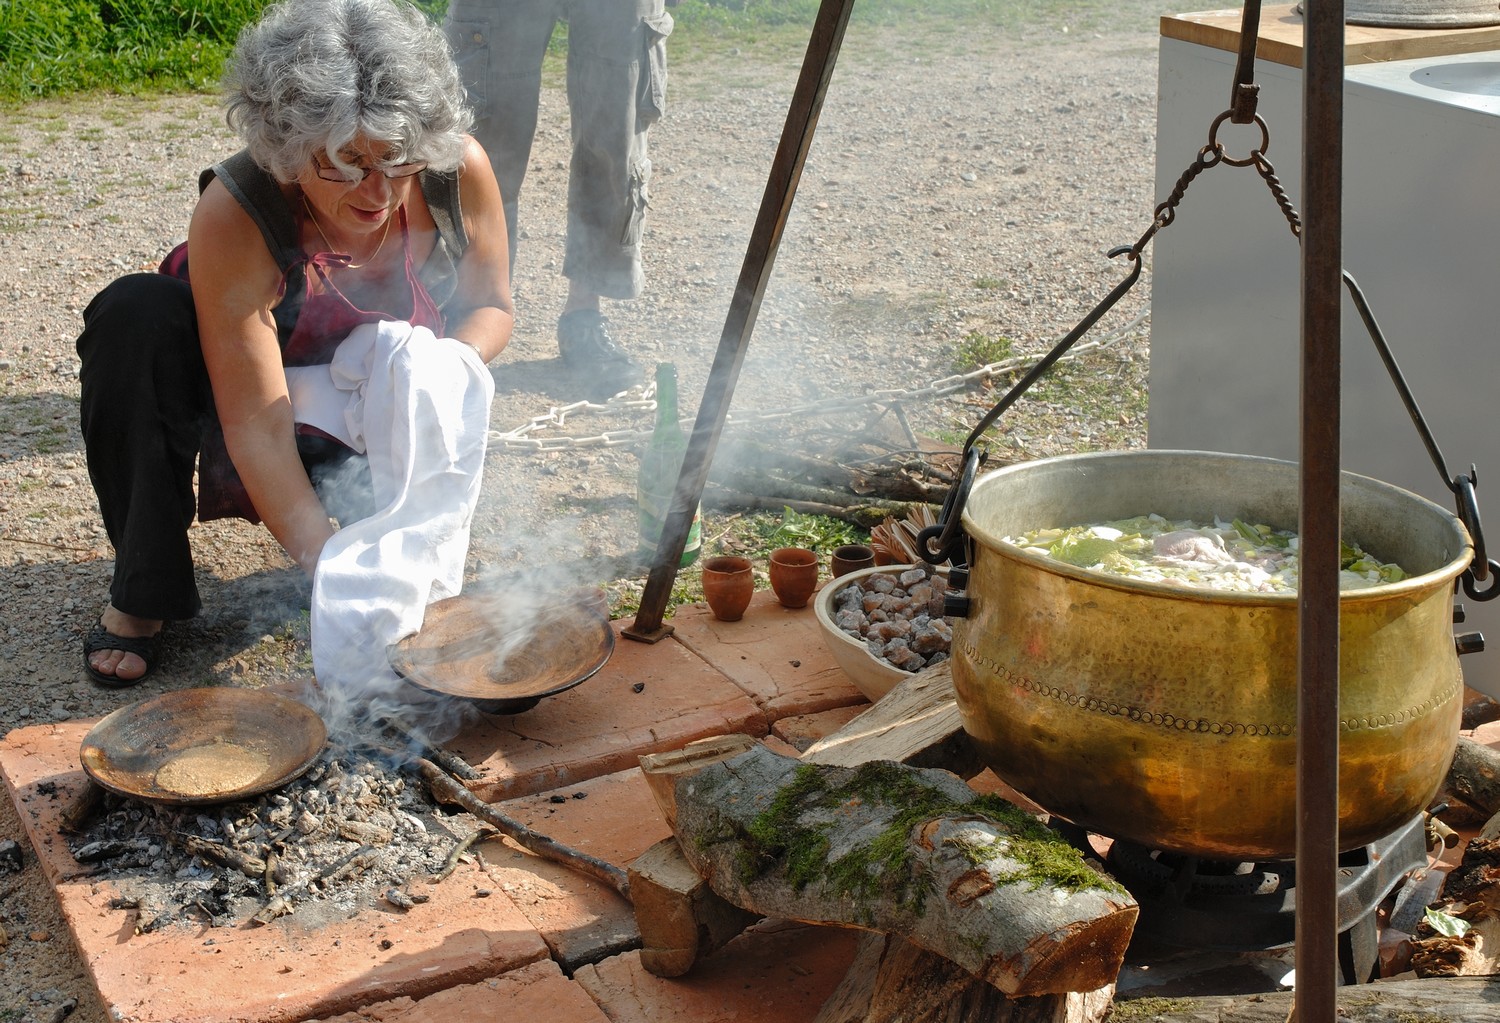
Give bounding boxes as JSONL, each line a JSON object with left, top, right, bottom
{"left": 625, "top": 0, "right": 858, "bottom": 642}
{"left": 1298, "top": 0, "right": 1344, "bottom": 1018}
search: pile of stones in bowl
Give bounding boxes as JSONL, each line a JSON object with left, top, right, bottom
{"left": 830, "top": 564, "right": 952, "bottom": 672}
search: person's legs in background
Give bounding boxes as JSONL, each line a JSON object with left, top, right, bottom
{"left": 554, "top": 0, "right": 672, "bottom": 398}
{"left": 445, "top": 0, "right": 561, "bottom": 272}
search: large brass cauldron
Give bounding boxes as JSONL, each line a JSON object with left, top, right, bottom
{"left": 951, "top": 450, "right": 1471, "bottom": 860}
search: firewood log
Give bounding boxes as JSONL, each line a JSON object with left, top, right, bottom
{"left": 1445, "top": 734, "right": 1500, "bottom": 815}
{"left": 671, "top": 743, "right": 1137, "bottom": 997}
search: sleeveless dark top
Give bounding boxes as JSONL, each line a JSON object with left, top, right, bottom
{"left": 160, "top": 150, "right": 470, "bottom": 522}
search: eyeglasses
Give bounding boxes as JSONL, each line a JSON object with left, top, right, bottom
{"left": 312, "top": 158, "right": 427, "bottom": 184}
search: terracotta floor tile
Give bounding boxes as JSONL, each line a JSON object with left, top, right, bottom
{"left": 572, "top": 918, "right": 860, "bottom": 1023}
{"left": 446, "top": 620, "right": 770, "bottom": 803}
{"left": 2, "top": 721, "right": 549, "bottom": 1023}
{"left": 303, "top": 959, "right": 611, "bottom": 1023}
{"left": 481, "top": 767, "right": 672, "bottom": 971}
{"left": 668, "top": 588, "right": 867, "bottom": 720}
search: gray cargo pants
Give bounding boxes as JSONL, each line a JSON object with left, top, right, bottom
{"left": 445, "top": 0, "right": 672, "bottom": 301}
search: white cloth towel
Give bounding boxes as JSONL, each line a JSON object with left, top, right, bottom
{"left": 290, "top": 320, "right": 494, "bottom": 696}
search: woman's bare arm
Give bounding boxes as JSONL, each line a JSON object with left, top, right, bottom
{"left": 443, "top": 136, "right": 515, "bottom": 361}
{"left": 188, "top": 180, "right": 336, "bottom": 577}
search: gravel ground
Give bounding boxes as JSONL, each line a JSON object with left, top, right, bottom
{"left": 0, "top": 11, "right": 1161, "bottom": 1020}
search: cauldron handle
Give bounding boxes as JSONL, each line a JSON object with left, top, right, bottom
{"left": 917, "top": 447, "right": 982, "bottom": 566}
{"left": 918, "top": 248, "right": 1146, "bottom": 567}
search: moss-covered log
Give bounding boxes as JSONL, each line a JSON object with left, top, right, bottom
{"left": 672, "top": 744, "right": 1137, "bottom": 997}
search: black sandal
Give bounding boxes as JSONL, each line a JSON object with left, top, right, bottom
{"left": 83, "top": 622, "right": 164, "bottom": 688}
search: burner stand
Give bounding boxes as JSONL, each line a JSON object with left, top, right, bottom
{"left": 1077, "top": 813, "right": 1428, "bottom": 984}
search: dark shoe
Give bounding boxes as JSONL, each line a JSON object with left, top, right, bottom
{"left": 83, "top": 622, "right": 164, "bottom": 688}
{"left": 557, "top": 309, "right": 645, "bottom": 399}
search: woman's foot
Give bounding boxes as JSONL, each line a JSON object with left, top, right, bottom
{"left": 83, "top": 604, "right": 165, "bottom": 687}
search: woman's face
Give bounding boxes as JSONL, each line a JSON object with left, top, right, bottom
{"left": 299, "top": 137, "right": 426, "bottom": 235}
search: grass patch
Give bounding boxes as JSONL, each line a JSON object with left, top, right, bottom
{"left": 0, "top": 0, "right": 1163, "bottom": 102}
{"left": 952, "top": 330, "right": 1014, "bottom": 373}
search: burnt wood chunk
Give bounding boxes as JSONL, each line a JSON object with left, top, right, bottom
{"left": 1408, "top": 833, "right": 1500, "bottom": 978}
{"left": 672, "top": 744, "right": 1138, "bottom": 997}
{"left": 628, "top": 838, "right": 761, "bottom": 978}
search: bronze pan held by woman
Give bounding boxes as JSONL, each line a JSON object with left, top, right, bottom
{"left": 77, "top": 0, "right": 514, "bottom": 688}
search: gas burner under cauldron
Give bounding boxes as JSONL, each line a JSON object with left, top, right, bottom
{"left": 1060, "top": 814, "right": 1428, "bottom": 985}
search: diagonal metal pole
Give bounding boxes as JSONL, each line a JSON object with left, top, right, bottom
{"left": 625, "top": 0, "right": 859, "bottom": 642}
{"left": 1297, "top": 0, "right": 1344, "bottom": 1017}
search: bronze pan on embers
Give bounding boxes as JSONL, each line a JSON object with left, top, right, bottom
{"left": 79, "top": 688, "right": 328, "bottom": 807}
{"left": 389, "top": 588, "right": 614, "bottom": 714}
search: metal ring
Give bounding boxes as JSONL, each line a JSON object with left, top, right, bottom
{"left": 1207, "top": 110, "right": 1269, "bottom": 168}
{"left": 1463, "top": 560, "right": 1500, "bottom": 602}
{"left": 919, "top": 448, "right": 981, "bottom": 565}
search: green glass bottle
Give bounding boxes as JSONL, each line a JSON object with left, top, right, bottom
{"left": 637, "top": 363, "right": 702, "bottom": 568}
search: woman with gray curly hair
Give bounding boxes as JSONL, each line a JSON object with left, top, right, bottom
{"left": 75, "top": 0, "right": 513, "bottom": 689}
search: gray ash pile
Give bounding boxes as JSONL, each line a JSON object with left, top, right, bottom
{"left": 68, "top": 744, "right": 487, "bottom": 932}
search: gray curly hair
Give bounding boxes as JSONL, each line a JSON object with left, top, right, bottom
{"left": 224, "top": 0, "right": 473, "bottom": 182}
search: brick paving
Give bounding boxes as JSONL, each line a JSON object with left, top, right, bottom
{"left": 0, "top": 589, "right": 866, "bottom": 1022}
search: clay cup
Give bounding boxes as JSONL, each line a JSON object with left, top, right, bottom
{"left": 701, "top": 556, "right": 755, "bottom": 622}
{"left": 768, "top": 547, "right": 820, "bottom": 609}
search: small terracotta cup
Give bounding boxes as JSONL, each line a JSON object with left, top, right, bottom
{"left": 701, "top": 555, "right": 754, "bottom": 622}
{"left": 829, "top": 543, "right": 876, "bottom": 579}
{"left": 768, "top": 547, "right": 820, "bottom": 608}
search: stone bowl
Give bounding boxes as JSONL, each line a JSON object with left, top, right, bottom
{"left": 813, "top": 564, "right": 946, "bottom": 702}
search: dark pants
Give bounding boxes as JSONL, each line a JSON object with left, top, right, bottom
{"left": 76, "top": 273, "right": 373, "bottom": 622}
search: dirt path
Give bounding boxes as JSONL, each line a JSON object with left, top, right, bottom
{"left": 0, "top": 13, "right": 1163, "bottom": 1020}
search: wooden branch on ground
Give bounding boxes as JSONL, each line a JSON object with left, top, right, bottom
{"left": 672, "top": 744, "right": 1137, "bottom": 997}
{"left": 714, "top": 438, "right": 954, "bottom": 504}
{"left": 702, "top": 486, "right": 911, "bottom": 527}
{"left": 410, "top": 757, "right": 630, "bottom": 900}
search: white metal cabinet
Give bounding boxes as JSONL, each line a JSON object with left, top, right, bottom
{"left": 1148, "top": 35, "right": 1500, "bottom": 695}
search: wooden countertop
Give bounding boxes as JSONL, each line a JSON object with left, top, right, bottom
{"left": 1163, "top": 5, "right": 1500, "bottom": 67}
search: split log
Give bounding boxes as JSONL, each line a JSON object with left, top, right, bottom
{"left": 627, "top": 838, "right": 761, "bottom": 977}
{"left": 1107, "top": 976, "right": 1500, "bottom": 1022}
{"left": 1445, "top": 734, "right": 1500, "bottom": 815}
{"left": 801, "top": 661, "right": 981, "bottom": 778}
{"left": 815, "top": 932, "right": 1113, "bottom": 1023}
{"left": 672, "top": 743, "right": 1137, "bottom": 997}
